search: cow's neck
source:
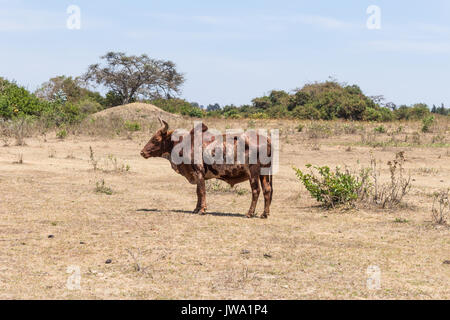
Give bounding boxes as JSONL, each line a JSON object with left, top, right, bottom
{"left": 161, "top": 131, "right": 175, "bottom": 161}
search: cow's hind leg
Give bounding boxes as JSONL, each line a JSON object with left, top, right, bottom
{"left": 246, "top": 167, "right": 260, "bottom": 218}
{"left": 259, "top": 175, "right": 272, "bottom": 219}
{"left": 193, "top": 175, "right": 207, "bottom": 215}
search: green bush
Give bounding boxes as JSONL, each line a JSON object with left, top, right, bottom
{"left": 266, "top": 104, "right": 289, "bottom": 118}
{"left": 249, "top": 112, "right": 269, "bottom": 119}
{"left": 288, "top": 91, "right": 311, "bottom": 111}
{"left": 251, "top": 96, "right": 272, "bottom": 110}
{"left": 223, "top": 108, "right": 241, "bottom": 119}
{"left": 75, "top": 98, "right": 102, "bottom": 114}
{"left": 188, "top": 107, "right": 204, "bottom": 118}
{"left": 56, "top": 128, "right": 68, "bottom": 139}
{"left": 363, "top": 107, "right": 393, "bottom": 122}
{"left": 42, "top": 102, "right": 84, "bottom": 127}
{"left": 378, "top": 107, "right": 394, "bottom": 121}
{"left": 124, "top": 121, "right": 141, "bottom": 132}
{"left": 104, "top": 90, "right": 124, "bottom": 108}
{"left": 0, "top": 78, "right": 85, "bottom": 127}
{"left": 0, "top": 78, "right": 50, "bottom": 119}
{"left": 395, "top": 104, "right": 430, "bottom": 120}
{"left": 335, "top": 96, "right": 367, "bottom": 120}
{"left": 292, "top": 104, "right": 320, "bottom": 120}
{"left": 374, "top": 125, "right": 386, "bottom": 133}
{"left": 409, "top": 104, "right": 430, "bottom": 120}
{"left": 293, "top": 164, "right": 362, "bottom": 208}
{"left": 151, "top": 98, "right": 204, "bottom": 117}
{"left": 421, "top": 115, "right": 434, "bottom": 133}
{"left": 365, "top": 106, "right": 383, "bottom": 121}
{"left": 35, "top": 75, "right": 106, "bottom": 107}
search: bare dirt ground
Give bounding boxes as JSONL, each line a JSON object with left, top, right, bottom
{"left": 0, "top": 117, "right": 449, "bottom": 299}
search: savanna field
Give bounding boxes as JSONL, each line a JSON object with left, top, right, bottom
{"left": 1, "top": 104, "right": 449, "bottom": 299}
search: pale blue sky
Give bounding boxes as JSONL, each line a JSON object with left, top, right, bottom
{"left": 1, "top": 0, "right": 450, "bottom": 107}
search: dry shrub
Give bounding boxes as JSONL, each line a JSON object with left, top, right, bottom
{"left": 125, "top": 248, "right": 152, "bottom": 273}
{"left": 341, "top": 123, "right": 363, "bottom": 134}
{"left": 432, "top": 189, "right": 449, "bottom": 225}
{"left": 13, "top": 153, "right": 23, "bottom": 164}
{"left": 89, "top": 146, "right": 98, "bottom": 171}
{"left": 102, "top": 154, "right": 131, "bottom": 173}
{"left": 11, "top": 117, "right": 35, "bottom": 146}
{"left": 95, "top": 179, "right": 113, "bottom": 195}
{"left": 308, "top": 142, "right": 321, "bottom": 151}
{"left": 431, "top": 135, "right": 446, "bottom": 144}
{"left": 359, "top": 131, "right": 377, "bottom": 146}
{"left": 88, "top": 146, "right": 130, "bottom": 173}
{"left": 367, "top": 152, "right": 411, "bottom": 208}
{"left": 411, "top": 132, "right": 421, "bottom": 145}
{"left": 307, "top": 122, "right": 332, "bottom": 139}
{"left": 0, "top": 120, "right": 11, "bottom": 146}
{"left": 48, "top": 148, "right": 56, "bottom": 158}
{"left": 0, "top": 118, "right": 34, "bottom": 146}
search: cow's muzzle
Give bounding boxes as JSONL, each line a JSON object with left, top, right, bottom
{"left": 140, "top": 151, "right": 150, "bottom": 159}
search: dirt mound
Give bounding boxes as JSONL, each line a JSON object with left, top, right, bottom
{"left": 91, "top": 102, "right": 181, "bottom": 122}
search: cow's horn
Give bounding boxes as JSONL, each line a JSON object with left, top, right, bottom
{"left": 158, "top": 117, "right": 168, "bottom": 132}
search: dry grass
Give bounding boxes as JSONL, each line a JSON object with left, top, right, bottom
{"left": 0, "top": 113, "right": 449, "bottom": 299}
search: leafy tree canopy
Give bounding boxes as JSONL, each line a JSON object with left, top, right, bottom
{"left": 83, "top": 52, "right": 185, "bottom": 105}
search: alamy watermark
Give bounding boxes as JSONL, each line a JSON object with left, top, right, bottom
{"left": 366, "top": 265, "right": 381, "bottom": 290}
{"left": 66, "top": 5, "right": 81, "bottom": 30}
{"left": 66, "top": 265, "right": 81, "bottom": 290}
{"left": 167, "top": 122, "right": 279, "bottom": 175}
{"left": 366, "top": 5, "right": 381, "bottom": 30}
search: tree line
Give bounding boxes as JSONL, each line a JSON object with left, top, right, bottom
{"left": 1, "top": 52, "right": 448, "bottom": 126}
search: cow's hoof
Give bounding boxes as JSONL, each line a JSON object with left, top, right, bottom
{"left": 194, "top": 207, "right": 207, "bottom": 215}
{"left": 260, "top": 213, "right": 269, "bottom": 219}
{"left": 246, "top": 212, "right": 256, "bottom": 218}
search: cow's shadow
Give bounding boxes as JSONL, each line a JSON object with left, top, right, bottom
{"left": 137, "top": 208, "right": 246, "bottom": 218}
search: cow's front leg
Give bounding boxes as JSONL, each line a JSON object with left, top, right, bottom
{"left": 193, "top": 176, "right": 207, "bottom": 215}
{"left": 246, "top": 171, "right": 260, "bottom": 218}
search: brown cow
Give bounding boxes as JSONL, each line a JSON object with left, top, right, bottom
{"left": 140, "top": 118, "right": 273, "bottom": 218}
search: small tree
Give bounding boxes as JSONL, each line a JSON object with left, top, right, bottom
{"left": 35, "top": 75, "right": 105, "bottom": 106}
{"left": 83, "top": 52, "right": 185, "bottom": 105}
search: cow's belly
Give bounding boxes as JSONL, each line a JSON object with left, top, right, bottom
{"left": 205, "top": 164, "right": 249, "bottom": 186}
{"left": 169, "top": 161, "right": 250, "bottom": 186}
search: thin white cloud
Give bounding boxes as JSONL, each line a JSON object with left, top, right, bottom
{"left": 368, "top": 40, "right": 450, "bottom": 54}
{"left": 143, "top": 12, "right": 356, "bottom": 30}
{"left": 125, "top": 29, "right": 258, "bottom": 41}
{"left": 416, "top": 23, "right": 450, "bottom": 35}
{"left": 191, "top": 15, "right": 224, "bottom": 25}
{"left": 263, "top": 14, "right": 356, "bottom": 30}
{"left": 0, "top": 6, "right": 113, "bottom": 32}
{"left": 0, "top": 8, "right": 64, "bottom": 31}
